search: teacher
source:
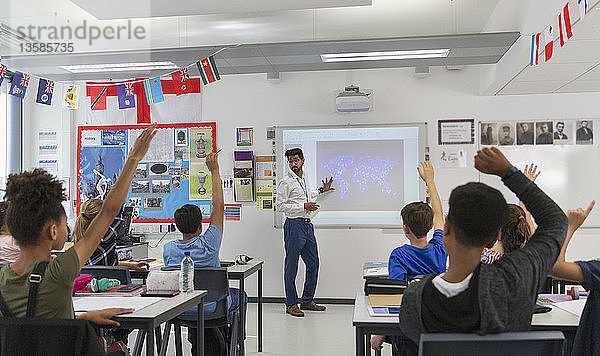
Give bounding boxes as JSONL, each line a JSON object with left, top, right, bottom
{"left": 275, "top": 148, "right": 334, "bottom": 317}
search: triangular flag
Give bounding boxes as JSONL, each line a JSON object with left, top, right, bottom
{"left": 559, "top": 2, "right": 573, "bottom": 47}
{"left": 578, "top": 0, "right": 588, "bottom": 21}
{"left": 9, "top": 72, "right": 30, "bottom": 99}
{"left": 530, "top": 32, "right": 541, "bottom": 66}
{"left": 63, "top": 84, "right": 80, "bottom": 109}
{"left": 196, "top": 56, "right": 221, "bottom": 85}
{"left": 0, "top": 64, "right": 7, "bottom": 87}
{"left": 143, "top": 77, "right": 164, "bottom": 105}
{"left": 544, "top": 25, "right": 554, "bottom": 62}
{"left": 36, "top": 78, "right": 54, "bottom": 106}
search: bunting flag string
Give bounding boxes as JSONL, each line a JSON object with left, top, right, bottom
{"left": 529, "top": 0, "right": 590, "bottom": 66}
{"left": 0, "top": 44, "right": 234, "bottom": 107}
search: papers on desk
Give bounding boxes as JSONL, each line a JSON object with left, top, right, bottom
{"left": 364, "top": 267, "right": 388, "bottom": 278}
{"left": 73, "top": 296, "right": 161, "bottom": 312}
{"left": 367, "top": 294, "right": 402, "bottom": 317}
{"left": 553, "top": 299, "right": 587, "bottom": 317}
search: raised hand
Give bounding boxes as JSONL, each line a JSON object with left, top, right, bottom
{"left": 524, "top": 163, "right": 541, "bottom": 182}
{"left": 322, "top": 177, "right": 335, "bottom": 192}
{"left": 206, "top": 152, "right": 220, "bottom": 173}
{"left": 130, "top": 123, "right": 158, "bottom": 161}
{"left": 567, "top": 200, "right": 595, "bottom": 231}
{"left": 474, "top": 147, "right": 513, "bottom": 177}
{"left": 417, "top": 161, "right": 435, "bottom": 183}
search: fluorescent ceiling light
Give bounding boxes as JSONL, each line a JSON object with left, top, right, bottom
{"left": 60, "top": 61, "right": 178, "bottom": 73}
{"left": 320, "top": 49, "right": 450, "bottom": 63}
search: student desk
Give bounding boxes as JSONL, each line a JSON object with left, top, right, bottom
{"left": 129, "top": 260, "right": 265, "bottom": 355}
{"left": 227, "top": 260, "right": 264, "bottom": 355}
{"left": 353, "top": 291, "right": 582, "bottom": 356}
{"left": 76, "top": 290, "right": 207, "bottom": 356}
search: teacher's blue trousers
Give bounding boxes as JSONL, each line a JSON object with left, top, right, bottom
{"left": 284, "top": 219, "right": 319, "bottom": 307}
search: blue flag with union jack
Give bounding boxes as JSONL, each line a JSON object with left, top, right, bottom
{"left": 36, "top": 78, "right": 55, "bottom": 105}
{"left": 117, "top": 82, "right": 136, "bottom": 109}
{"left": 9, "top": 71, "right": 30, "bottom": 99}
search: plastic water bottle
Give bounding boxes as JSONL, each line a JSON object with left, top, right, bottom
{"left": 180, "top": 252, "right": 195, "bottom": 293}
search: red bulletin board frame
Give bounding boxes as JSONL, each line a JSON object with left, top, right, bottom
{"left": 76, "top": 122, "right": 217, "bottom": 223}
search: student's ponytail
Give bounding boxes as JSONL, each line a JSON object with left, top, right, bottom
{"left": 72, "top": 198, "right": 103, "bottom": 242}
{"left": 500, "top": 204, "right": 532, "bottom": 254}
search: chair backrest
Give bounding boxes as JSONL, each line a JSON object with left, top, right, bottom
{"left": 0, "top": 317, "right": 104, "bottom": 355}
{"left": 80, "top": 265, "right": 132, "bottom": 284}
{"left": 418, "top": 331, "right": 565, "bottom": 356}
{"left": 161, "top": 266, "right": 230, "bottom": 317}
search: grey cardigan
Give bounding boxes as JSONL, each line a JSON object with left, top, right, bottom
{"left": 399, "top": 170, "right": 568, "bottom": 344}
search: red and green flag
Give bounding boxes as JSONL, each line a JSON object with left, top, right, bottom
{"left": 196, "top": 56, "right": 220, "bottom": 85}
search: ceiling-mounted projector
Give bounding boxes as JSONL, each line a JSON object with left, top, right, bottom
{"left": 335, "top": 85, "right": 373, "bottom": 113}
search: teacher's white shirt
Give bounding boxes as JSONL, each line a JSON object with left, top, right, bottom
{"left": 276, "top": 170, "right": 321, "bottom": 219}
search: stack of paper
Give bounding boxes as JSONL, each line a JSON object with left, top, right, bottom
{"left": 73, "top": 297, "right": 161, "bottom": 312}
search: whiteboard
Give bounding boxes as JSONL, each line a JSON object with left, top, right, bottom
{"left": 273, "top": 123, "right": 428, "bottom": 228}
{"left": 479, "top": 142, "right": 600, "bottom": 228}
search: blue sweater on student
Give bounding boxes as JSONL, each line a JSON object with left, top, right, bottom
{"left": 573, "top": 260, "right": 600, "bottom": 356}
{"left": 388, "top": 229, "right": 447, "bottom": 280}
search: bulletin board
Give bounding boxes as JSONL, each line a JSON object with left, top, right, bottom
{"left": 76, "top": 122, "right": 217, "bottom": 223}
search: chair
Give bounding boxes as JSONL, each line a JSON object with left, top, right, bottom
{"left": 80, "top": 265, "right": 132, "bottom": 285}
{"left": 418, "top": 331, "right": 565, "bottom": 356}
{"left": 161, "top": 266, "right": 240, "bottom": 356}
{"left": 0, "top": 317, "right": 104, "bottom": 356}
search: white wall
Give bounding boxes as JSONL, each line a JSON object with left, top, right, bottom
{"left": 22, "top": 65, "right": 600, "bottom": 299}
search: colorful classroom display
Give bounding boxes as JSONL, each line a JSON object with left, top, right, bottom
{"left": 77, "top": 123, "right": 217, "bottom": 223}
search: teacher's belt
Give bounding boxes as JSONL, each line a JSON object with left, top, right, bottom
{"left": 288, "top": 217, "right": 311, "bottom": 223}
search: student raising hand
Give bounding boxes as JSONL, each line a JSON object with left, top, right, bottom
{"left": 524, "top": 163, "right": 541, "bottom": 182}
{"left": 550, "top": 200, "right": 596, "bottom": 282}
{"left": 474, "top": 147, "right": 513, "bottom": 177}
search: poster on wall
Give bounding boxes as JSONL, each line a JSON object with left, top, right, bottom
{"left": 80, "top": 146, "right": 126, "bottom": 201}
{"left": 438, "top": 119, "right": 474, "bottom": 145}
{"left": 236, "top": 127, "right": 254, "bottom": 147}
{"left": 189, "top": 163, "right": 212, "bottom": 200}
{"left": 77, "top": 122, "right": 216, "bottom": 223}
{"left": 190, "top": 127, "right": 214, "bottom": 163}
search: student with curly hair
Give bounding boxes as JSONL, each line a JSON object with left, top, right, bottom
{"left": 0, "top": 202, "right": 20, "bottom": 265}
{"left": 0, "top": 124, "right": 156, "bottom": 354}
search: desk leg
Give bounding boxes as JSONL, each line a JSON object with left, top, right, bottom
{"left": 159, "top": 321, "right": 171, "bottom": 356}
{"left": 239, "top": 277, "right": 246, "bottom": 356}
{"left": 146, "top": 326, "right": 155, "bottom": 356}
{"left": 258, "top": 266, "right": 263, "bottom": 353}
{"left": 133, "top": 329, "right": 146, "bottom": 356}
{"left": 197, "top": 300, "right": 204, "bottom": 356}
{"left": 355, "top": 326, "right": 365, "bottom": 356}
{"left": 155, "top": 326, "right": 162, "bottom": 352}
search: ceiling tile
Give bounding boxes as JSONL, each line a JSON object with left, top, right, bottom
{"left": 514, "top": 62, "right": 596, "bottom": 82}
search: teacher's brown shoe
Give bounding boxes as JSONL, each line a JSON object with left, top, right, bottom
{"left": 286, "top": 305, "right": 305, "bottom": 317}
{"left": 300, "top": 302, "right": 326, "bottom": 311}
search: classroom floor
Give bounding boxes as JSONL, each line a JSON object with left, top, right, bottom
{"left": 127, "top": 303, "right": 394, "bottom": 355}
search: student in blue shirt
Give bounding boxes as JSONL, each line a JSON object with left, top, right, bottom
{"left": 388, "top": 161, "right": 447, "bottom": 280}
{"left": 550, "top": 200, "right": 598, "bottom": 356}
{"left": 162, "top": 153, "right": 246, "bottom": 353}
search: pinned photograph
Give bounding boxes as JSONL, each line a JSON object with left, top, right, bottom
{"left": 172, "top": 176, "right": 181, "bottom": 189}
{"left": 132, "top": 208, "right": 140, "bottom": 220}
{"left": 497, "top": 123, "right": 515, "bottom": 146}
{"left": 553, "top": 121, "right": 572, "bottom": 144}
{"left": 174, "top": 147, "right": 189, "bottom": 160}
{"left": 168, "top": 166, "right": 181, "bottom": 176}
{"left": 516, "top": 122, "right": 535, "bottom": 145}
{"left": 151, "top": 179, "right": 171, "bottom": 194}
{"left": 535, "top": 122, "right": 553, "bottom": 145}
{"left": 576, "top": 120, "right": 594, "bottom": 144}
{"left": 149, "top": 163, "right": 169, "bottom": 177}
{"left": 101, "top": 129, "right": 126, "bottom": 146}
{"left": 134, "top": 163, "right": 147, "bottom": 178}
{"left": 175, "top": 129, "right": 188, "bottom": 146}
{"left": 128, "top": 197, "right": 142, "bottom": 207}
{"left": 131, "top": 180, "right": 150, "bottom": 194}
{"left": 480, "top": 123, "right": 498, "bottom": 145}
{"left": 143, "top": 196, "right": 163, "bottom": 211}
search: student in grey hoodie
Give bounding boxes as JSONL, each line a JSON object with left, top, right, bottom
{"left": 398, "top": 147, "right": 568, "bottom": 350}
